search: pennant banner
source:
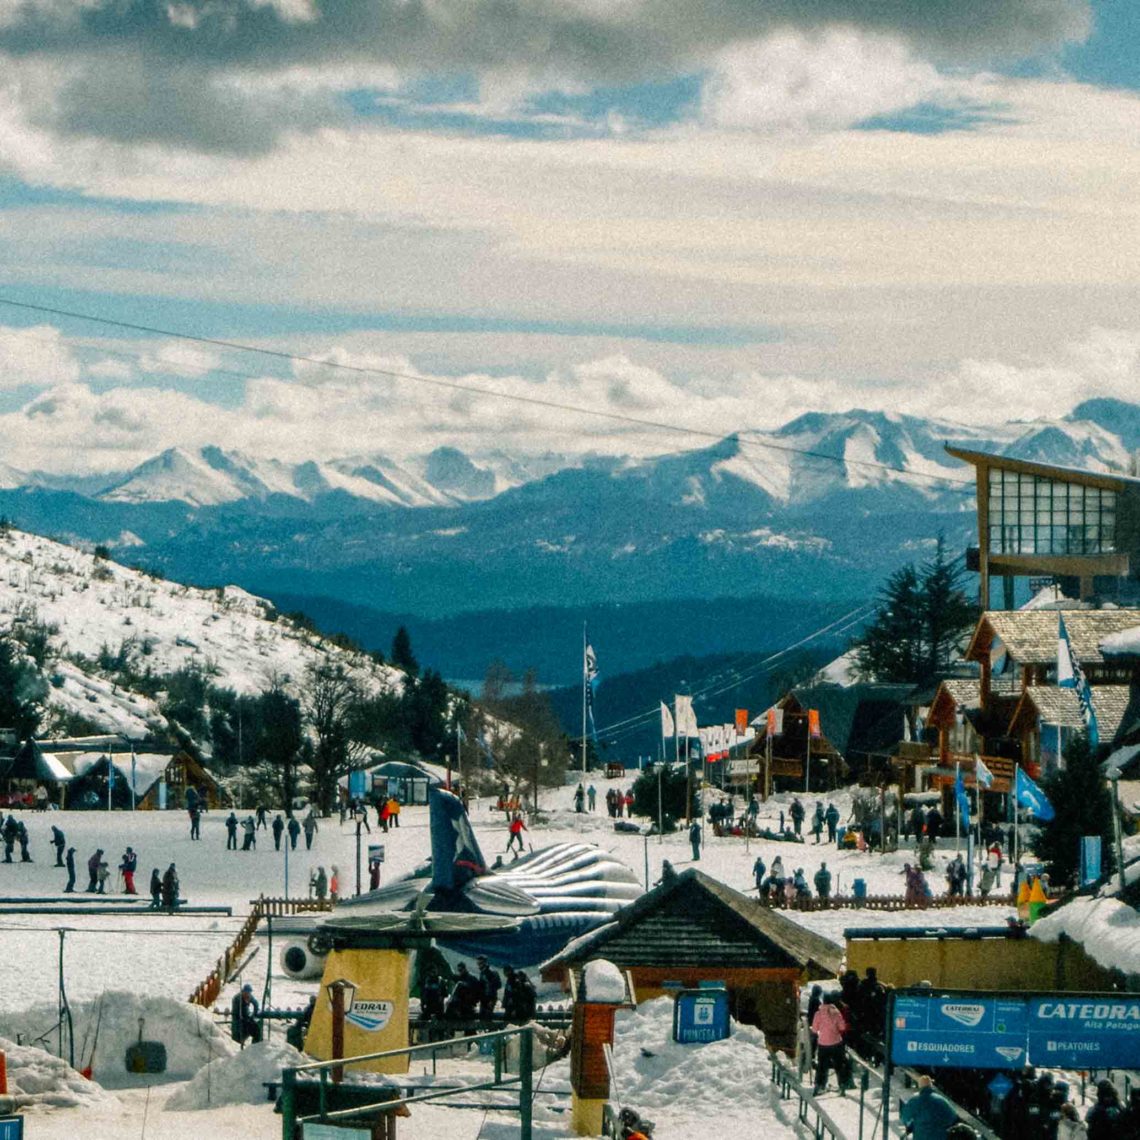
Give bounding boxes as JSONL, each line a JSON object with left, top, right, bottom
{"left": 660, "top": 701, "right": 675, "bottom": 739}
{"left": 808, "top": 709, "right": 821, "bottom": 739}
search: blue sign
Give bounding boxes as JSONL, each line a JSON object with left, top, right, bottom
{"left": 0, "top": 1116, "right": 23, "bottom": 1140}
{"left": 348, "top": 770, "right": 367, "bottom": 799}
{"left": 673, "top": 987, "right": 730, "bottom": 1044}
{"left": 1080, "top": 836, "right": 1102, "bottom": 887}
{"left": 891, "top": 993, "right": 1028, "bottom": 1069}
{"left": 1028, "top": 996, "right": 1140, "bottom": 1069}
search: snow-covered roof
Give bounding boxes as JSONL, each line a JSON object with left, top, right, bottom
{"left": 969, "top": 609, "right": 1140, "bottom": 666}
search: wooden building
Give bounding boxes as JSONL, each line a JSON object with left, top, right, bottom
{"left": 540, "top": 868, "right": 842, "bottom": 1051}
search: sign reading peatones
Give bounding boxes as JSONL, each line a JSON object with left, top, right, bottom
{"left": 1028, "top": 998, "right": 1140, "bottom": 1069}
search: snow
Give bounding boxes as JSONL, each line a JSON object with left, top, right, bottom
{"left": 581, "top": 959, "right": 627, "bottom": 1004}
{"left": 0, "top": 1038, "right": 119, "bottom": 1110}
{"left": 165, "top": 1039, "right": 305, "bottom": 1111}
{"left": 1031, "top": 893, "right": 1140, "bottom": 977}
{"left": 1101, "top": 624, "right": 1140, "bottom": 656}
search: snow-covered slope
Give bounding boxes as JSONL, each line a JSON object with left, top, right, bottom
{"left": 0, "top": 527, "right": 406, "bottom": 736}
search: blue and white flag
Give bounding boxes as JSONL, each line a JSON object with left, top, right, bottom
{"left": 975, "top": 755, "right": 994, "bottom": 789}
{"left": 1015, "top": 766, "right": 1055, "bottom": 822}
{"left": 1057, "top": 614, "right": 1100, "bottom": 749}
{"left": 955, "top": 765, "right": 971, "bottom": 829}
{"left": 584, "top": 631, "right": 599, "bottom": 739}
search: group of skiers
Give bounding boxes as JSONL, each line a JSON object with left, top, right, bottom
{"left": 572, "top": 783, "right": 598, "bottom": 812}
{"left": 752, "top": 853, "right": 833, "bottom": 903}
{"left": 605, "top": 787, "right": 633, "bottom": 818}
{"left": 805, "top": 967, "right": 890, "bottom": 1094}
{"left": 419, "top": 956, "right": 538, "bottom": 1024}
{"left": 1, "top": 813, "right": 33, "bottom": 863}
{"left": 50, "top": 834, "right": 179, "bottom": 909}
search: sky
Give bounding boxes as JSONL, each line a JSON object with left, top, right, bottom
{"left": 0, "top": 0, "right": 1138, "bottom": 473}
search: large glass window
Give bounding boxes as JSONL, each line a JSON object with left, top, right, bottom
{"left": 987, "top": 470, "right": 1117, "bottom": 555}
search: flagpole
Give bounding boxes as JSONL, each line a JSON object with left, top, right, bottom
{"left": 955, "top": 762, "right": 960, "bottom": 856}
{"left": 581, "top": 623, "right": 588, "bottom": 774}
{"left": 1014, "top": 763, "right": 1020, "bottom": 876}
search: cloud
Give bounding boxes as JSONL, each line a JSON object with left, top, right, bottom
{"left": 0, "top": 0, "right": 1091, "bottom": 152}
{"left": 0, "top": 325, "right": 81, "bottom": 388}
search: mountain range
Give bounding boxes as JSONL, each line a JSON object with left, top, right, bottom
{"left": 1, "top": 398, "right": 1137, "bottom": 689}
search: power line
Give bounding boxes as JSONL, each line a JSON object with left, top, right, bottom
{"left": 0, "top": 296, "right": 976, "bottom": 492}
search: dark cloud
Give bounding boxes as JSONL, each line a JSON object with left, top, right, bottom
{"left": 0, "top": 0, "right": 1091, "bottom": 153}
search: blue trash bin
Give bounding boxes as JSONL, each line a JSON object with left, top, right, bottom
{"left": 853, "top": 878, "right": 867, "bottom": 906}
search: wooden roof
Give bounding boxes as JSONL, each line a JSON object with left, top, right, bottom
{"left": 1010, "top": 684, "right": 1135, "bottom": 741}
{"left": 540, "top": 868, "right": 843, "bottom": 980}
{"left": 966, "top": 610, "right": 1140, "bottom": 667}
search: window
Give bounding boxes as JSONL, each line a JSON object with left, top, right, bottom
{"left": 988, "top": 470, "right": 1117, "bottom": 556}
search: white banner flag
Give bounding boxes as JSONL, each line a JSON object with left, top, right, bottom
{"left": 675, "top": 695, "right": 698, "bottom": 737}
{"left": 660, "top": 701, "right": 675, "bottom": 738}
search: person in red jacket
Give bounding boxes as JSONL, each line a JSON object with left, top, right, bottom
{"left": 507, "top": 812, "right": 527, "bottom": 854}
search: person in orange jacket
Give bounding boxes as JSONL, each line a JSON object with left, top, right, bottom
{"left": 507, "top": 812, "right": 527, "bottom": 854}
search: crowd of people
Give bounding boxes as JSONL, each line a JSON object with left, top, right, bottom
{"left": 418, "top": 955, "right": 538, "bottom": 1025}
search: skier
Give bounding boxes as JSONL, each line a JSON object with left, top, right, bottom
{"left": 272, "top": 814, "right": 284, "bottom": 850}
{"left": 814, "top": 862, "right": 832, "bottom": 901}
{"left": 825, "top": 803, "right": 840, "bottom": 844}
{"left": 63, "top": 846, "right": 76, "bottom": 893}
{"left": 812, "top": 802, "right": 825, "bottom": 844}
{"left": 386, "top": 796, "right": 400, "bottom": 829}
{"left": 689, "top": 819, "right": 701, "bottom": 861}
{"left": 574, "top": 784, "right": 585, "bottom": 813}
{"left": 587, "top": 784, "right": 597, "bottom": 811}
{"left": 790, "top": 798, "right": 805, "bottom": 836}
{"left": 161, "top": 863, "right": 179, "bottom": 910}
{"left": 476, "top": 955, "right": 501, "bottom": 1019}
{"left": 752, "top": 855, "right": 767, "bottom": 894}
{"left": 445, "top": 963, "right": 481, "bottom": 1020}
{"left": 769, "top": 855, "right": 786, "bottom": 896}
{"left": 287, "top": 815, "right": 301, "bottom": 850}
{"left": 241, "top": 815, "right": 256, "bottom": 851}
{"left": 51, "top": 825, "right": 66, "bottom": 867}
{"left": 17, "top": 820, "right": 31, "bottom": 863}
{"left": 86, "top": 848, "right": 103, "bottom": 892}
{"left": 420, "top": 970, "right": 445, "bottom": 1020}
{"left": 506, "top": 812, "right": 527, "bottom": 855}
{"left": 189, "top": 803, "right": 201, "bottom": 840}
{"left": 900, "top": 1076, "right": 958, "bottom": 1138}
{"left": 2, "top": 815, "right": 17, "bottom": 862}
{"left": 225, "top": 811, "right": 238, "bottom": 850}
{"left": 329, "top": 865, "right": 340, "bottom": 903}
{"left": 96, "top": 859, "right": 110, "bottom": 894}
{"left": 230, "top": 983, "right": 262, "bottom": 1046}
{"left": 311, "top": 866, "right": 328, "bottom": 901}
{"left": 149, "top": 868, "right": 162, "bottom": 909}
{"left": 794, "top": 867, "right": 811, "bottom": 899}
{"left": 303, "top": 810, "right": 318, "bottom": 850}
{"left": 811, "top": 994, "right": 852, "bottom": 1095}
{"left": 255, "top": 803, "right": 267, "bottom": 831}
{"left": 119, "top": 846, "right": 138, "bottom": 894}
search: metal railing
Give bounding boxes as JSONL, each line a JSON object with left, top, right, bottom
{"left": 771, "top": 1052, "right": 855, "bottom": 1140}
{"left": 280, "top": 1025, "right": 536, "bottom": 1140}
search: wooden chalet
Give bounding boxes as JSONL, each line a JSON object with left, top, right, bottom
{"left": 540, "top": 868, "right": 842, "bottom": 1051}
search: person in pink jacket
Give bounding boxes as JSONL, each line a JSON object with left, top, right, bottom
{"left": 811, "top": 994, "right": 853, "bottom": 1095}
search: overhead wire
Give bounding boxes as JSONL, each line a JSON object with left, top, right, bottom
{"left": 0, "top": 296, "right": 977, "bottom": 493}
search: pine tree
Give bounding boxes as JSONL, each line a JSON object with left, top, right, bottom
{"left": 1035, "top": 733, "right": 1114, "bottom": 888}
{"left": 0, "top": 635, "right": 47, "bottom": 739}
{"left": 390, "top": 626, "right": 419, "bottom": 677}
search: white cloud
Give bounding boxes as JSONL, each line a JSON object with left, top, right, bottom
{"left": 0, "top": 325, "right": 81, "bottom": 389}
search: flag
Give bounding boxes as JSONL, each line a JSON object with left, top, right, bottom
{"left": 765, "top": 707, "right": 784, "bottom": 738}
{"left": 807, "top": 708, "right": 821, "bottom": 739}
{"left": 584, "top": 631, "right": 599, "bottom": 738}
{"left": 660, "top": 701, "right": 675, "bottom": 738}
{"left": 675, "top": 695, "right": 698, "bottom": 737}
{"left": 955, "top": 766, "right": 971, "bottom": 829}
{"left": 735, "top": 708, "right": 749, "bottom": 735}
{"left": 1015, "top": 766, "right": 1055, "bottom": 822}
{"left": 1057, "top": 614, "right": 1100, "bottom": 749}
{"left": 975, "top": 755, "right": 994, "bottom": 789}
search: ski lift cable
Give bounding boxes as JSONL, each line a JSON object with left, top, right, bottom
{"left": 0, "top": 297, "right": 977, "bottom": 492}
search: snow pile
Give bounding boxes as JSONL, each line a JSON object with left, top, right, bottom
{"left": 0, "top": 992, "right": 236, "bottom": 1088}
{"left": 1031, "top": 894, "right": 1140, "bottom": 977}
{"left": 606, "top": 997, "right": 776, "bottom": 1118}
{"left": 1101, "top": 625, "right": 1140, "bottom": 656}
{"left": 581, "top": 960, "right": 627, "bottom": 1003}
{"left": 165, "top": 1039, "right": 306, "bottom": 1111}
{"left": 0, "top": 1037, "right": 118, "bottom": 1111}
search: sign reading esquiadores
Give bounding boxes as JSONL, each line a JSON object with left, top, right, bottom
{"left": 891, "top": 993, "right": 1028, "bottom": 1069}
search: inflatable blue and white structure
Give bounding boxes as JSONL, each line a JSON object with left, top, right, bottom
{"left": 277, "top": 787, "right": 641, "bottom": 978}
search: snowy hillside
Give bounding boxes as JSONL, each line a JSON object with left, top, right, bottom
{"left": 0, "top": 526, "right": 406, "bottom": 737}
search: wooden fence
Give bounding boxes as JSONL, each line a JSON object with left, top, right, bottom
{"left": 760, "top": 892, "right": 1027, "bottom": 913}
{"left": 188, "top": 895, "right": 333, "bottom": 1007}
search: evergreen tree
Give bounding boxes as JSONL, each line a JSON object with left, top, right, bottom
{"left": 1035, "top": 732, "right": 1114, "bottom": 888}
{"left": 256, "top": 683, "right": 304, "bottom": 809}
{"left": 631, "top": 764, "right": 693, "bottom": 828}
{"left": 390, "top": 626, "right": 419, "bottom": 677}
{"left": 0, "top": 635, "right": 47, "bottom": 739}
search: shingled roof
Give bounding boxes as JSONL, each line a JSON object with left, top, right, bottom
{"left": 1011, "top": 684, "right": 1135, "bottom": 742}
{"left": 967, "top": 610, "right": 1140, "bottom": 667}
{"left": 540, "top": 868, "right": 842, "bottom": 980}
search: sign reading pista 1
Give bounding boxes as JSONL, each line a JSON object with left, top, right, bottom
{"left": 890, "top": 990, "right": 1140, "bottom": 1072}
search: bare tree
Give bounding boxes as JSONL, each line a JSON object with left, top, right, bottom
{"left": 303, "top": 661, "right": 367, "bottom": 814}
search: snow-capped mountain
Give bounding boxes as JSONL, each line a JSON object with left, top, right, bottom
{"left": 0, "top": 526, "right": 406, "bottom": 738}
